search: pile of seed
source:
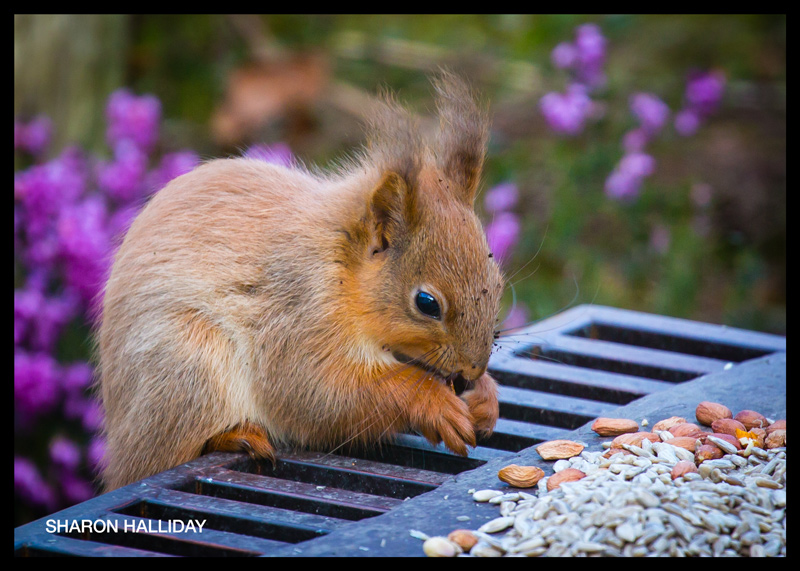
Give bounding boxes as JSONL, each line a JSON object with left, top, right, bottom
{"left": 424, "top": 440, "right": 786, "bottom": 557}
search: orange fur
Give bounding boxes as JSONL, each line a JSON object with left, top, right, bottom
{"left": 203, "top": 422, "right": 275, "bottom": 463}
{"left": 96, "top": 72, "right": 504, "bottom": 491}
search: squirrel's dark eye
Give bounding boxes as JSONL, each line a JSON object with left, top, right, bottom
{"left": 415, "top": 291, "right": 441, "bottom": 320}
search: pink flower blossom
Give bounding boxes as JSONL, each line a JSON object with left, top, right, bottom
{"left": 630, "top": 92, "right": 670, "bottom": 136}
{"left": 483, "top": 182, "right": 519, "bottom": 214}
{"left": 485, "top": 211, "right": 521, "bottom": 263}
{"left": 540, "top": 84, "right": 594, "bottom": 135}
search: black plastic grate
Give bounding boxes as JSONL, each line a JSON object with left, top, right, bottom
{"left": 14, "top": 304, "right": 786, "bottom": 557}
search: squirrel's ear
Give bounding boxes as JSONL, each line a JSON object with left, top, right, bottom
{"left": 368, "top": 171, "right": 415, "bottom": 254}
{"left": 433, "top": 72, "right": 489, "bottom": 206}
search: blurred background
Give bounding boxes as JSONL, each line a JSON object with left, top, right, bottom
{"left": 14, "top": 14, "right": 785, "bottom": 526}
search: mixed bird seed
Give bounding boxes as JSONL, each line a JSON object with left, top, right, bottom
{"left": 421, "top": 432, "right": 786, "bottom": 557}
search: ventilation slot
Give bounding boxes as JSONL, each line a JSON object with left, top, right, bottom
{"left": 566, "top": 322, "right": 773, "bottom": 363}
{"left": 519, "top": 346, "right": 701, "bottom": 383}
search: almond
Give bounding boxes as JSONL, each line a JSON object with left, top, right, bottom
{"left": 666, "top": 436, "right": 700, "bottom": 452}
{"left": 591, "top": 417, "right": 639, "bottom": 436}
{"left": 669, "top": 423, "right": 704, "bottom": 439}
{"left": 447, "top": 529, "right": 478, "bottom": 552}
{"left": 695, "top": 443, "right": 723, "bottom": 463}
{"left": 711, "top": 418, "right": 747, "bottom": 436}
{"left": 671, "top": 460, "right": 698, "bottom": 480}
{"left": 536, "top": 439, "right": 585, "bottom": 460}
{"left": 497, "top": 464, "right": 545, "bottom": 488}
{"left": 751, "top": 427, "right": 767, "bottom": 447}
{"left": 610, "top": 431, "right": 661, "bottom": 448}
{"left": 766, "top": 419, "right": 786, "bottom": 435}
{"left": 546, "top": 468, "right": 586, "bottom": 491}
{"left": 695, "top": 401, "right": 733, "bottom": 426}
{"left": 734, "top": 410, "right": 768, "bottom": 430}
{"left": 765, "top": 429, "right": 786, "bottom": 449}
{"left": 651, "top": 416, "right": 687, "bottom": 432}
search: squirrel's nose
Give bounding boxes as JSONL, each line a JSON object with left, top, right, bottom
{"left": 459, "top": 361, "right": 487, "bottom": 383}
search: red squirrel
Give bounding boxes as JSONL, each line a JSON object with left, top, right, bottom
{"left": 97, "top": 72, "right": 504, "bottom": 491}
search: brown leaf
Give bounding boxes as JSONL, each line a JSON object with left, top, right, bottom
{"left": 212, "top": 52, "right": 329, "bottom": 145}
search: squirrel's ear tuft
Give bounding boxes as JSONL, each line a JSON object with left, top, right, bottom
{"left": 433, "top": 70, "right": 489, "bottom": 206}
{"left": 368, "top": 171, "right": 416, "bottom": 254}
{"left": 364, "top": 90, "right": 423, "bottom": 189}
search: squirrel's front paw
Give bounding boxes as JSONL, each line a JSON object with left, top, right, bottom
{"left": 414, "top": 389, "right": 476, "bottom": 456}
{"left": 462, "top": 372, "right": 499, "bottom": 438}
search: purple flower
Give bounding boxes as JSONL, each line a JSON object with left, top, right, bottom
{"left": 605, "top": 170, "right": 640, "bottom": 200}
{"left": 106, "top": 204, "right": 140, "bottom": 244}
{"left": 15, "top": 148, "right": 88, "bottom": 240}
{"left": 15, "top": 351, "right": 61, "bottom": 419}
{"left": 87, "top": 437, "right": 107, "bottom": 474}
{"left": 15, "top": 116, "right": 53, "bottom": 156}
{"left": 551, "top": 42, "right": 577, "bottom": 69}
{"left": 630, "top": 92, "right": 670, "bottom": 136}
{"left": 15, "top": 273, "right": 78, "bottom": 352}
{"left": 549, "top": 23, "right": 607, "bottom": 90}
{"left": 685, "top": 70, "right": 726, "bottom": 116}
{"left": 605, "top": 152, "right": 656, "bottom": 201}
{"left": 619, "top": 152, "right": 656, "bottom": 179}
{"left": 106, "top": 88, "right": 161, "bottom": 151}
{"left": 485, "top": 211, "right": 521, "bottom": 263}
{"left": 674, "top": 71, "right": 726, "bottom": 137}
{"left": 674, "top": 108, "right": 701, "bottom": 137}
{"left": 60, "top": 367, "right": 102, "bottom": 432}
{"left": 14, "top": 314, "right": 25, "bottom": 349}
{"left": 15, "top": 457, "right": 56, "bottom": 510}
{"left": 57, "top": 196, "right": 111, "bottom": 304}
{"left": 483, "top": 182, "right": 519, "bottom": 214}
{"left": 14, "top": 287, "right": 43, "bottom": 347}
{"left": 50, "top": 436, "right": 82, "bottom": 472}
{"left": 80, "top": 399, "right": 104, "bottom": 432}
{"left": 97, "top": 140, "right": 149, "bottom": 203}
{"left": 149, "top": 150, "right": 201, "bottom": 191}
{"left": 60, "top": 362, "right": 95, "bottom": 427}
{"left": 60, "top": 473, "right": 95, "bottom": 504}
{"left": 63, "top": 390, "right": 91, "bottom": 423}
{"left": 58, "top": 196, "right": 109, "bottom": 260}
{"left": 622, "top": 128, "right": 649, "bottom": 153}
{"left": 500, "top": 302, "right": 529, "bottom": 331}
{"left": 22, "top": 232, "right": 62, "bottom": 272}
{"left": 540, "top": 83, "right": 594, "bottom": 135}
{"left": 62, "top": 362, "right": 93, "bottom": 393}
{"left": 61, "top": 365, "right": 95, "bottom": 423}
{"left": 573, "top": 24, "right": 607, "bottom": 88}
{"left": 244, "top": 142, "right": 293, "bottom": 167}
{"left": 32, "top": 292, "right": 78, "bottom": 352}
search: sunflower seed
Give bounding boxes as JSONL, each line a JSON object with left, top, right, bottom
{"left": 706, "top": 435, "right": 739, "bottom": 456}
{"left": 472, "top": 489, "right": 503, "bottom": 502}
{"left": 477, "top": 516, "right": 515, "bottom": 534}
